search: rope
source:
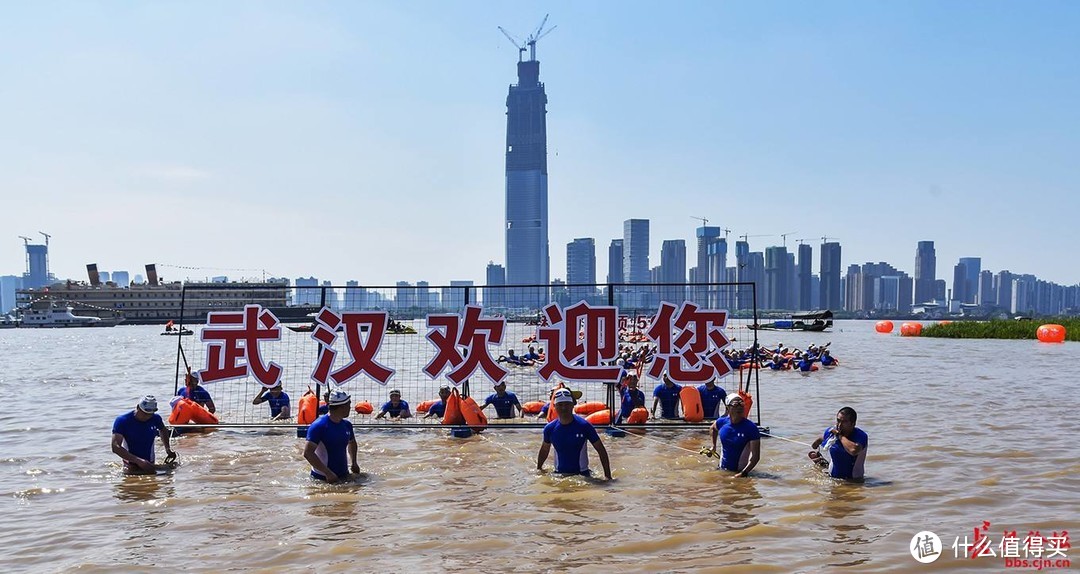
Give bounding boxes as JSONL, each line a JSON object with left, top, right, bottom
{"left": 611, "top": 426, "right": 702, "bottom": 455}
{"left": 760, "top": 431, "right": 814, "bottom": 449}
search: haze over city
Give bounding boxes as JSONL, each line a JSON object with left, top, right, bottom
{"left": 2, "top": 1, "right": 1077, "bottom": 287}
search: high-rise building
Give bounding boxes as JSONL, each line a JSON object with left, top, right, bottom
{"left": 607, "top": 239, "right": 623, "bottom": 286}
{"left": 0, "top": 275, "right": 22, "bottom": 314}
{"left": 416, "top": 281, "right": 438, "bottom": 310}
{"left": 395, "top": 281, "right": 416, "bottom": 310}
{"left": 952, "top": 257, "right": 981, "bottom": 305}
{"left": 566, "top": 238, "right": 596, "bottom": 303}
{"left": 295, "top": 277, "right": 320, "bottom": 306}
{"left": 914, "top": 241, "right": 937, "bottom": 304}
{"left": 441, "top": 280, "right": 474, "bottom": 311}
{"left": 978, "top": 270, "right": 995, "bottom": 307}
{"left": 694, "top": 226, "right": 725, "bottom": 306}
{"left": 994, "top": 271, "right": 1013, "bottom": 311}
{"left": 797, "top": 243, "right": 813, "bottom": 310}
{"left": 321, "top": 280, "right": 340, "bottom": 309}
{"left": 23, "top": 242, "right": 50, "bottom": 289}
{"left": 819, "top": 242, "right": 842, "bottom": 311}
{"left": 764, "top": 246, "right": 790, "bottom": 310}
{"left": 623, "top": 219, "right": 650, "bottom": 285}
{"left": 485, "top": 262, "right": 507, "bottom": 308}
{"left": 504, "top": 45, "right": 550, "bottom": 288}
{"left": 659, "top": 239, "right": 686, "bottom": 304}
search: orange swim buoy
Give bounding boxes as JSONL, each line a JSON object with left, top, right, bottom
{"left": 738, "top": 390, "right": 754, "bottom": 418}
{"left": 900, "top": 322, "right": 923, "bottom": 337}
{"left": 297, "top": 391, "right": 317, "bottom": 425}
{"left": 169, "top": 397, "right": 219, "bottom": 425}
{"left": 442, "top": 390, "right": 465, "bottom": 425}
{"left": 627, "top": 407, "right": 649, "bottom": 424}
{"left": 1037, "top": 324, "right": 1066, "bottom": 343}
{"left": 416, "top": 399, "right": 438, "bottom": 413}
{"left": 522, "top": 400, "right": 545, "bottom": 415}
{"left": 354, "top": 401, "right": 374, "bottom": 415}
{"left": 573, "top": 401, "right": 607, "bottom": 415}
{"left": 875, "top": 320, "right": 894, "bottom": 333}
{"left": 585, "top": 409, "right": 611, "bottom": 425}
{"left": 680, "top": 386, "right": 704, "bottom": 423}
{"left": 460, "top": 396, "right": 488, "bottom": 432}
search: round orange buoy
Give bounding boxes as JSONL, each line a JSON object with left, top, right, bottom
{"left": 627, "top": 407, "right": 648, "bottom": 424}
{"left": 1036, "top": 324, "right": 1066, "bottom": 343}
{"left": 585, "top": 409, "right": 611, "bottom": 425}
{"left": 416, "top": 399, "right": 438, "bottom": 413}
{"left": 522, "top": 400, "right": 545, "bottom": 415}
{"left": 875, "top": 320, "right": 894, "bottom": 333}
{"left": 573, "top": 401, "right": 607, "bottom": 415}
{"left": 353, "top": 401, "right": 374, "bottom": 415}
{"left": 900, "top": 322, "right": 923, "bottom": 337}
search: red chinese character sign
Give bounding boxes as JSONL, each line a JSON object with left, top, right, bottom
{"left": 423, "top": 305, "right": 508, "bottom": 386}
{"left": 537, "top": 301, "right": 622, "bottom": 383}
{"left": 645, "top": 301, "right": 733, "bottom": 384}
{"left": 199, "top": 304, "right": 284, "bottom": 387}
{"left": 310, "top": 307, "right": 395, "bottom": 387}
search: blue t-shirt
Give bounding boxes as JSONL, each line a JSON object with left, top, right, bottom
{"left": 112, "top": 411, "right": 165, "bottom": 463}
{"left": 306, "top": 415, "right": 355, "bottom": 480}
{"left": 538, "top": 403, "right": 550, "bottom": 418}
{"left": 483, "top": 391, "right": 522, "bottom": 418}
{"left": 619, "top": 388, "right": 646, "bottom": 420}
{"left": 697, "top": 384, "right": 727, "bottom": 419}
{"left": 797, "top": 358, "right": 814, "bottom": 372}
{"left": 821, "top": 354, "right": 837, "bottom": 366}
{"left": 380, "top": 400, "right": 411, "bottom": 418}
{"left": 825, "top": 427, "right": 868, "bottom": 480}
{"left": 427, "top": 399, "right": 447, "bottom": 418}
{"left": 263, "top": 392, "right": 290, "bottom": 417}
{"left": 542, "top": 415, "right": 601, "bottom": 475}
{"left": 718, "top": 418, "right": 760, "bottom": 472}
{"left": 653, "top": 383, "right": 683, "bottom": 419}
{"left": 177, "top": 385, "right": 212, "bottom": 406}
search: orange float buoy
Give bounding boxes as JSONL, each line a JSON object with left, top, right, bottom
{"left": 442, "top": 390, "right": 465, "bottom": 425}
{"left": 737, "top": 390, "right": 753, "bottom": 418}
{"left": 169, "top": 397, "right": 219, "bottom": 425}
{"left": 585, "top": 409, "right": 611, "bottom": 425}
{"left": 627, "top": 407, "right": 649, "bottom": 424}
{"left": 1037, "top": 324, "right": 1066, "bottom": 343}
{"left": 522, "top": 401, "right": 545, "bottom": 415}
{"left": 460, "top": 396, "right": 488, "bottom": 432}
{"left": 353, "top": 401, "right": 374, "bottom": 415}
{"left": 297, "top": 391, "right": 318, "bottom": 425}
{"left": 900, "top": 322, "right": 923, "bottom": 337}
{"left": 573, "top": 401, "right": 607, "bottom": 415}
{"left": 416, "top": 399, "right": 438, "bottom": 413}
{"left": 875, "top": 320, "right": 894, "bottom": 333}
{"left": 680, "top": 386, "right": 704, "bottom": 423}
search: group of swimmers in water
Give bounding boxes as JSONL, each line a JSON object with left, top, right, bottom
{"left": 111, "top": 365, "right": 866, "bottom": 485}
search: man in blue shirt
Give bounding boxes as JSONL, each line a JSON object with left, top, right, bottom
{"left": 252, "top": 381, "right": 291, "bottom": 420}
{"left": 697, "top": 379, "right": 727, "bottom": 419}
{"left": 810, "top": 406, "right": 868, "bottom": 482}
{"left": 482, "top": 381, "right": 523, "bottom": 419}
{"left": 708, "top": 394, "right": 760, "bottom": 477}
{"left": 112, "top": 395, "right": 176, "bottom": 474}
{"left": 304, "top": 390, "right": 359, "bottom": 483}
{"left": 537, "top": 389, "right": 612, "bottom": 479}
{"left": 651, "top": 375, "right": 683, "bottom": 420}
{"left": 616, "top": 374, "right": 646, "bottom": 423}
{"left": 376, "top": 388, "right": 411, "bottom": 419}
{"left": 423, "top": 384, "right": 453, "bottom": 419}
{"left": 177, "top": 372, "right": 216, "bottom": 414}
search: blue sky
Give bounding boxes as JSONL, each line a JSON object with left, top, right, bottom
{"left": 1, "top": 1, "right": 1077, "bottom": 287}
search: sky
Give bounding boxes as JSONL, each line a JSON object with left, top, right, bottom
{"left": 1, "top": 1, "right": 1078, "bottom": 287}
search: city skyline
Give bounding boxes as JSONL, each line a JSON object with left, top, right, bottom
{"left": 2, "top": 2, "right": 1079, "bottom": 287}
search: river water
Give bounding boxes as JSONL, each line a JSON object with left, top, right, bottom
{"left": 0, "top": 321, "right": 1076, "bottom": 573}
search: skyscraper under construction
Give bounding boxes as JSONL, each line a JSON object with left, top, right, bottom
{"left": 503, "top": 28, "right": 550, "bottom": 291}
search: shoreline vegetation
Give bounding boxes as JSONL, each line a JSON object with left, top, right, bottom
{"left": 920, "top": 319, "right": 1078, "bottom": 341}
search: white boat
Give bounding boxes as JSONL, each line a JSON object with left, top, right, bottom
{"left": 0, "top": 315, "right": 19, "bottom": 329}
{"left": 19, "top": 301, "right": 124, "bottom": 328}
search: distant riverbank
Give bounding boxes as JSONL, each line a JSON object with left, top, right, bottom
{"left": 921, "top": 318, "right": 1078, "bottom": 341}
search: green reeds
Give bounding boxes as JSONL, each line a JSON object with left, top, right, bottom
{"left": 920, "top": 319, "right": 1079, "bottom": 341}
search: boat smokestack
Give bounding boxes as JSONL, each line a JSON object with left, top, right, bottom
{"left": 146, "top": 264, "right": 159, "bottom": 286}
{"left": 87, "top": 264, "right": 101, "bottom": 287}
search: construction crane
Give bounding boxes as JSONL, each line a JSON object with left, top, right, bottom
{"left": 793, "top": 237, "right": 814, "bottom": 245}
{"left": 821, "top": 236, "right": 840, "bottom": 244}
{"left": 691, "top": 216, "right": 709, "bottom": 227}
{"left": 18, "top": 235, "right": 32, "bottom": 246}
{"left": 497, "top": 27, "right": 526, "bottom": 61}
{"left": 779, "top": 231, "right": 798, "bottom": 248}
{"left": 39, "top": 231, "right": 51, "bottom": 246}
{"left": 500, "top": 15, "right": 557, "bottom": 63}
{"left": 737, "top": 233, "right": 772, "bottom": 244}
